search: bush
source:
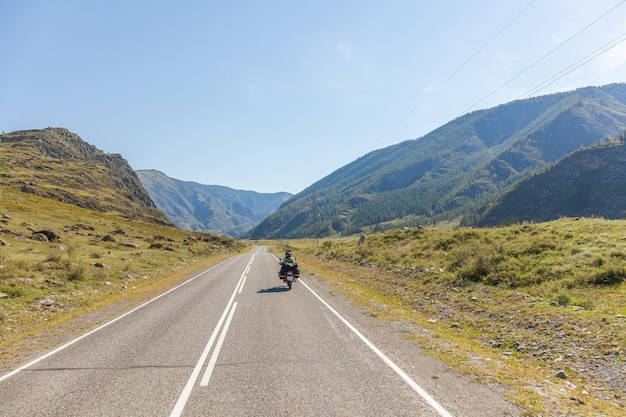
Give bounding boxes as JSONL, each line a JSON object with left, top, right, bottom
{"left": 555, "top": 289, "right": 571, "bottom": 305}
{"left": 0, "top": 286, "right": 25, "bottom": 298}
{"left": 588, "top": 264, "right": 626, "bottom": 285}
{"left": 457, "top": 256, "right": 491, "bottom": 283}
{"left": 45, "top": 252, "right": 63, "bottom": 263}
{"left": 67, "top": 265, "right": 86, "bottom": 281}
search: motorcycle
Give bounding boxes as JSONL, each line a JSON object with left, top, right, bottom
{"left": 279, "top": 264, "right": 299, "bottom": 289}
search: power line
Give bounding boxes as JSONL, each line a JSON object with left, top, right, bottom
{"left": 458, "top": 0, "right": 626, "bottom": 115}
{"left": 519, "top": 31, "right": 626, "bottom": 99}
{"left": 361, "top": 0, "right": 536, "bottom": 153}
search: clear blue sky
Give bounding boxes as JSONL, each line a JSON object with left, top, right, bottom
{"left": 2, "top": 1, "right": 625, "bottom": 194}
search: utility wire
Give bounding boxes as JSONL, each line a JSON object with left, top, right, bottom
{"left": 458, "top": 0, "right": 626, "bottom": 115}
{"left": 519, "top": 31, "right": 626, "bottom": 99}
{"left": 361, "top": 0, "right": 536, "bottom": 153}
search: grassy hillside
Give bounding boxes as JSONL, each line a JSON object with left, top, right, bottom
{"left": 0, "top": 186, "right": 244, "bottom": 364}
{"left": 477, "top": 139, "right": 626, "bottom": 226}
{"left": 272, "top": 218, "right": 626, "bottom": 416}
{"left": 0, "top": 127, "right": 250, "bottom": 370}
{"left": 2, "top": 126, "right": 624, "bottom": 417}
{"left": 0, "top": 128, "right": 171, "bottom": 225}
{"left": 248, "top": 83, "right": 626, "bottom": 239}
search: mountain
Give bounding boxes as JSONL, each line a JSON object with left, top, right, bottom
{"left": 0, "top": 128, "right": 171, "bottom": 226}
{"left": 476, "top": 137, "right": 626, "bottom": 226}
{"left": 136, "top": 169, "right": 292, "bottom": 237}
{"left": 245, "top": 83, "right": 626, "bottom": 239}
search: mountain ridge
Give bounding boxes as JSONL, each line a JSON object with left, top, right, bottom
{"left": 245, "top": 83, "right": 626, "bottom": 239}
{"left": 0, "top": 128, "right": 171, "bottom": 226}
{"left": 4, "top": 84, "right": 626, "bottom": 239}
{"left": 477, "top": 138, "right": 626, "bottom": 226}
{"left": 136, "top": 169, "right": 292, "bottom": 237}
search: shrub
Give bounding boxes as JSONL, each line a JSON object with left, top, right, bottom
{"left": 0, "top": 286, "right": 26, "bottom": 298}
{"left": 357, "top": 245, "right": 375, "bottom": 259}
{"left": 588, "top": 264, "right": 626, "bottom": 285}
{"left": 569, "top": 296, "right": 594, "bottom": 309}
{"left": 67, "top": 265, "right": 86, "bottom": 281}
{"left": 45, "top": 252, "right": 62, "bottom": 263}
{"left": 555, "top": 289, "right": 571, "bottom": 305}
{"left": 454, "top": 255, "right": 491, "bottom": 283}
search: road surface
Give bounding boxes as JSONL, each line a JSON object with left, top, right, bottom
{"left": 0, "top": 247, "right": 519, "bottom": 416}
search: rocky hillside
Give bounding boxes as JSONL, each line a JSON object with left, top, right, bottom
{"left": 477, "top": 138, "right": 626, "bottom": 226}
{"left": 136, "top": 169, "right": 292, "bottom": 237}
{"left": 0, "top": 128, "right": 171, "bottom": 226}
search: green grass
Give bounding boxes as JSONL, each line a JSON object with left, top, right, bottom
{"left": 271, "top": 218, "right": 626, "bottom": 416}
{"left": 0, "top": 130, "right": 170, "bottom": 225}
{"left": 0, "top": 186, "right": 245, "bottom": 359}
{"left": 3, "top": 157, "right": 625, "bottom": 416}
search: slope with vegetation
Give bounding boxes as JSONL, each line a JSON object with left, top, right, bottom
{"left": 278, "top": 218, "right": 626, "bottom": 416}
{"left": 476, "top": 137, "right": 626, "bottom": 226}
{"left": 0, "top": 128, "right": 171, "bottom": 225}
{"left": 0, "top": 130, "right": 244, "bottom": 366}
{"left": 136, "top": 169, "right": 292, "bottom": 237}
{"left": 2, "top": 124, "right": 625, "bottom": 417}
{"left": 247, "top": 83, "right": 626, "bottom": 239}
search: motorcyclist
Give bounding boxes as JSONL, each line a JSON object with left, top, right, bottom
{"left": 279, "top": 249, "right": 300, "bottom": 279}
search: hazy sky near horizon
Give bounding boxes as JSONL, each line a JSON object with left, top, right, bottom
{"left": 2, "top": 1, "right": 626, "bottom": 194}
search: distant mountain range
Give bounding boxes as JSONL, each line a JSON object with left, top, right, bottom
{"left": 245, "top": 83, "right": 626, "bottom": 239}
{"left": 0, "top": 129, "right": 291, "bottom": 238}
{"left": 3, "top": 83, "right": 626, "bottom": 239}
{"left": 136, "top": 170, "right": 291, "bottom": 237}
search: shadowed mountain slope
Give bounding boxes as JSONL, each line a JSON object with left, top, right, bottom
{"left": 245, "top": 83, "right": 626, "bottom": 239}
{"left": 136, "top": 169, "right": 292, "bottom": 237}
{"left": 477, "top": 138, "right": 626, "bottom": 226}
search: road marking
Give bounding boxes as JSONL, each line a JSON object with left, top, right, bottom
{"left": 239, "top": 255, "right": 253, "bottom": 294}
{"left": 300, "top": 279, "right": 455, "bottom": 417}
{"left": 239, "top": 275, "right": 248, "bottom": 294}
{"left": 200, "top": 302, "right": 238, "bottom": 386}
{"left": 169, "top": 254, "right": 253, "bottom": 417}
{"left": 0, "top": 257, "right": 234, "bottom": 383}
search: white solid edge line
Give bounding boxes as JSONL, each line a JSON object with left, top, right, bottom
{"left": 299, "top": 279, "right": 455, "bottom": 417}
{"left": 0, "top": 257, "right": 234, "bottom": 383}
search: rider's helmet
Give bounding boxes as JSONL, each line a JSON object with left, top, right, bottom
{"left": 286, "top": 250, "right": 292, "bottom": 256}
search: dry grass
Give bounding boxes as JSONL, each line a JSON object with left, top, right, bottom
{"left": 3, "top": 178, "right": 625, "bottom": 417}
{"left": 0, "top": 186, "right": 245, "bottom": 363}
{"left": 270, "top": 218, "right": 626, "bottom": 416}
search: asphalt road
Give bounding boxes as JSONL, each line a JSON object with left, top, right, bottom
{"left": 0, "top": 247, "right": 520, "bottom": 416}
